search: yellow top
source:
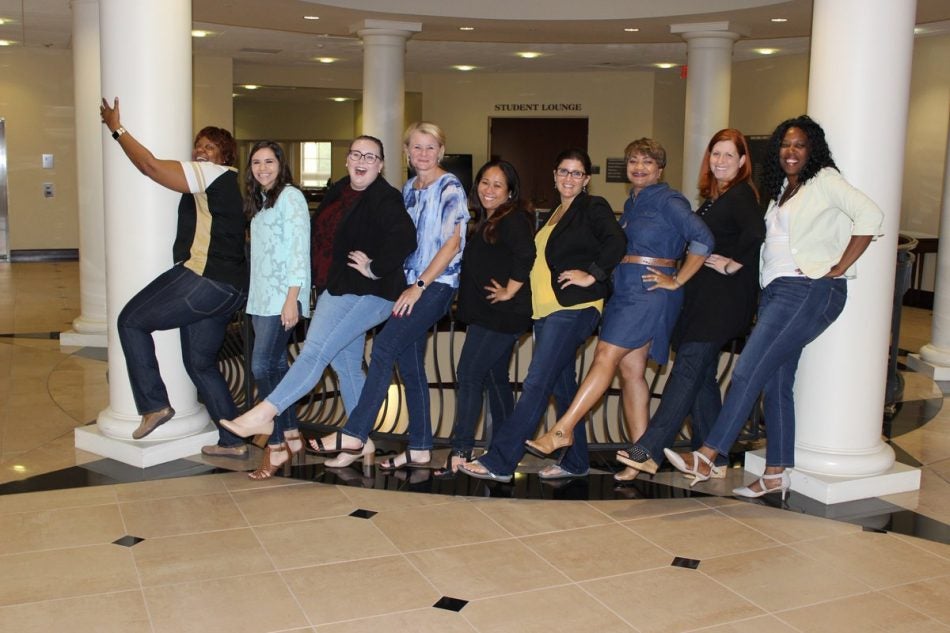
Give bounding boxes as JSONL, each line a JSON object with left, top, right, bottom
{"left": 530, "top": 221, "right": 604, "bottom": 319}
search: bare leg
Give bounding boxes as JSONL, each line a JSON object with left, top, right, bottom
{"left": 617, "top": 343, "right": 652, "bottom": 443}
{"left": 220, "top": 400, "right": 278, "bottom": 438}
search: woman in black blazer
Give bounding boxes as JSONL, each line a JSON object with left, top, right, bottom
{"left": 459, "top": 148, "right": 626, "bottom": 482}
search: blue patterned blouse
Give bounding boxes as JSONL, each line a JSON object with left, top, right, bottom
{"left": 246, "top": 186, "right": 312, "bottom": 318}
{"left": 402, "top": 173, "right": 469, "bottom": 288}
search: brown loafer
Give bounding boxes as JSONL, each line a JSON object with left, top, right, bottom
{"left": 201, "top": 443, "right": 249, "bottom": 459}
{"left": 132, "top": 406, "right": 175, "bottom": 440}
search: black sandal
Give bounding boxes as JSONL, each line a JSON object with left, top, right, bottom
{"left": 307, "top": 432, "right": 364, "bottom": 455}
{"left": 433, "top": 449, "right": 472, "bottom": 479}
{"left": 378, "top": 448, "right": 432, "bottom": 471}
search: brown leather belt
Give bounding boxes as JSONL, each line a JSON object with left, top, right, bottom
{"left": 621, "top": 255, "right": 676, "bottom": 267}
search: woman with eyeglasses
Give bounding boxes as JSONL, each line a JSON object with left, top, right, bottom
{"left": 458, "top": 148, "right": 625, "bottom": 482}
{"left": 221, "top": 136, "right": 417, "bottom": 460}
{"left": 525, "top": 139, "right": 714, "bottom": 481}
{"left": 301, "top": 121, "right": 470, "bottom": 471}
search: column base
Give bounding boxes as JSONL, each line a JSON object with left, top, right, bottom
{"left": 74, "top": 423, "right": 219, "bottom": 468}
{"left": 744, "top": 449, "right": 920, "bottom": 504}
{"left": 96, "top": 404, "right": 211, "bottom": 441}
{"left": 904, "top": 352, "right": 950, "bottom": 380}
{"left": 59, "top": 329, "right": 108, "bottom": 348}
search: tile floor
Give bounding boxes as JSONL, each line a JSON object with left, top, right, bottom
{"left": 0, "top": 262, "right": 948, "bottom": 632}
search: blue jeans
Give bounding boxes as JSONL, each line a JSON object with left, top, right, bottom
{"left": 704, "top": 277, "right": 847, "bottom": 467}
{"left": 341, "top": 282, "right": 456, "bottom": 450}
{"left": 450, "top": 324, "right": 520, "bottom": 454}
{"left": 118, "top": 265, "right": 246, "bottom": 447}
{"left": 633, "top": 340, "right": 727, "bottom": 467}
{"left": 264, "top": 291, "right": 394, "bottom": 421}
{"left": 250, "top": 311, "right": 299, "bottom": 445}
{"left": 478, "top": 307, "right": 601, "bottom": 476}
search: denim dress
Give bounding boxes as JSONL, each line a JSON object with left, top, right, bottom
{"left": 599, "top": 182, "right": 713, "bottom": 363}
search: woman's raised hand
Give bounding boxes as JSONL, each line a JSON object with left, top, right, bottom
{"left": 557, "top": 269, "right": 595, "bottom": 289}
{"left": 484, "top": 278, "right": 513, "bottom": 303}
{"left": 704, "top": 253, "right": 741, "bottom": 276}
{"left": 347, "top": 250, "right": 378, "bottom": 279}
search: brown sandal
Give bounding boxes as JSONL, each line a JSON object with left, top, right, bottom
{"left": 248, "top": 444, "right": 289, "bottom": 480}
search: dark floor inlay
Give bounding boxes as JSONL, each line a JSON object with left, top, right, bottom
{"left": 863, "top": 526, "right": 888, "bottom": 534}
{"left": 671, "top": 556, "right": 700, "bottom": 569}
{"left": 0, "top": 331, "right": 60, "bottom": 339}
{"left": 350, "top": 509, "right": 377, "bottom": 519}
{"left": 113, "top": 535, "right": 145, "bottom": 547}
{"left": 433, "top": 596, "right": 468, "bottom": 612}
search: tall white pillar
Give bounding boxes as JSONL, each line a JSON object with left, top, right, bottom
{"left": 671, "top": 22, "right": 741, "bottom": 206}
{"left": 62, "top": 0, "right": 107, "bottom": 347}
{"left": 78, "top": 0, "right": 217, "bottom": 466}
{"left": 909, "top": 126, "right": 950, "bottom": 377}
{"left": 352, "top": 20, "right": 421, "bottom": 188}
{"left": 752, "top": 0, "right": 920, "bottom": 503}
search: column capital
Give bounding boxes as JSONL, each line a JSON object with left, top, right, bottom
{"left": 350, "top": 19, "right": 422, "bottom": 39}
{"left": 670, "top": 21, "right": 746, "bottom": 41}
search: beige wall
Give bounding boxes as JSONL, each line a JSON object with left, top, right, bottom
{"left": 652, "top": 71, "right": 687, "bottom": 192}
{"left": 901, "top": 34, "right": 950, "bottom": 238}
{"left": 193, "top": 56, "right": 234, "bottom": 135}
{"left": 0, "top": 47, "right": 78, "bottom": 251}
{"left": 419, "top": 71, "right": 656, "bottom": 210}
{"left": 729, "top": 54, "right": 810, "bottom": 137}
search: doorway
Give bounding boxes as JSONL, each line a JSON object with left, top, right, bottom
{"left": 489, "top": 117, "right": 588, "bottom": 211}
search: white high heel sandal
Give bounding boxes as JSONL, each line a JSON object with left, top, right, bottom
{"left": 663, "top": 449, "right": 716, "bottom": 487}
{"left": 732, "top": 470, "right": 791, "bottom": 501}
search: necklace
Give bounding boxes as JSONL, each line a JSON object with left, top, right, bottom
{"left": 779, "top": 181, "right": 802, "bottom": 206}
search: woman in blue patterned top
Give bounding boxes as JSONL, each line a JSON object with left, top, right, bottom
{"left": 309, "top": 121, "right": 470, "bottom": 470}
{"left": 242, "top": 141, "right": 311, "bottom": 479}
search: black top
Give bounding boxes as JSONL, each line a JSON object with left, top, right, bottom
{"left": 544, "top": 192, "right": 626, "bottom": 306}
{"left": 456, "top": 210, "right": 537, "bottom": 334}
{"left": 673, "top": 181, "right": 765, "bottom": 345}
{"left": 320, "top": 175, "right": 418, "bottom": 301}
{"left": 173, "top": 167, "right": 248, "bottom": 291}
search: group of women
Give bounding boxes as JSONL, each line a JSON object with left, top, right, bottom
{"left": 103, "top": 96, "right": 883, "bottom": 498}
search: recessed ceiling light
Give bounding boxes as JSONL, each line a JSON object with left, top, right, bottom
{"left": 452, "top": 65, "right": 476, "bottom": 71}
{"left": 770, "top": 18, "right": 788, "bottom": 23}
{"left": 914, "top": 27, "right": 924, "bottom": 34}
{"left": 331, "top": 97, "right": 349, "bottom": 102}
{"left": 316, "top": 57, "right": 338, "bottom": 64}
{"left": 303, "top": 15, "right": 320, "bottom": 20}
{"left": 191, "top": 30, "right": 211, "bottom": 38}
{"left": 242, "top": 84, "right": 260, "bottom": 90}
{"left": 755, "top": 48, "right": 778, "bottom": 55}
{"left": 654, "top": 63, "right": 676, "bottom": 69}
{"left": 624, "top": 28, "right": 639, "bottom": 32}
{"left": 459, "top": 26, "right": 475, "bottom": 31}
{"left": 516, "top": 51, "right": 542, "bottom": 59}
{"left": 0, "top": 40, "right": 13, "bottom": 47}
{"left": 0, "top": 19, "right": 7, "bottom": 26}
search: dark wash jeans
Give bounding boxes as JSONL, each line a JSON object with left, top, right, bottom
{"left": 250, "top": 312, "right": 298, "bottom": 446}
{"left": 118, "top": 265, "right": 246, "bottom": 447}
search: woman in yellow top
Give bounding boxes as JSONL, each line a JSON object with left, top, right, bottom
{"left": 459, "top": 148, "right": 625, "bottom": 482}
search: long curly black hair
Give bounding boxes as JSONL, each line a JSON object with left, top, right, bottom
{"left": 761, "top": 115, "right": 838, "bottom": 202}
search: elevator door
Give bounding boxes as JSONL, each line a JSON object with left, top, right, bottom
{"left": 489, "top": 117, "right": 588, "bottom": 211}
{"left": 0, "top": 119, "right": 7, "bottom": 261}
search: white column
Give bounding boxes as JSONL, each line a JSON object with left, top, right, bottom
{"left": 62, "top": 0, "right": 107, "bottom": 346}
{"left": 86, "top": 0, "right": 213, "bottom": 453}
{"left": 911, "top": 126, "right": 950, "bottom": 376}
{"left": 352, "top": 20, "right": 421, "bottom": 188}
{"left": 671, "top": 22, "right": 741, "bottom": 206}
{"left": 752, "top": 0, "right": 920, "bottom": 503}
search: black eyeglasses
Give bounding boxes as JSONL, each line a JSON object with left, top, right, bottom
{"left": 347, "top": 150, "right": 380, "bottom": 164}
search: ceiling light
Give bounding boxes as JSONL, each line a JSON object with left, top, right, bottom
{"left": 0, "top": 19, "right": 6, "bottom": 26}
{"left": 0, "top": 40, "right": 13, "bottom": 47}
{"left": 331, "top": 97, "right": 349, "bottom": 102}
{"left": 191, "top": 30, "right": 211, "bottom": 38}
{"left": 914, "top": 27, "right": 924, "bottom": 34}
{"left": 770, "top": 18, "right": 788, "bottom": 23}
{"left": 755, "top": 48, "right": 778, "bottom": 55}
{"left": 303, "top": 15, "right": 320, "bottom": 20}
{"left": 242, "top": 84, "right": 260, "bottom": 90}
{"left": 452, "top": 65, "right": 476, "bottom": 71}
{"left": 516, "top": 52, "right": 542, "bottom": 59}
{"left": 624, "top": 28, "right": 639, "bottom": 32}
{"left": 316, "top": 57, "right": 338, "bottom": 64}
{"left": 459, "top": 27, "right": 475, "bottom": 31}
{"left": 654, "top": 63, "right": 676, "bottom": 69}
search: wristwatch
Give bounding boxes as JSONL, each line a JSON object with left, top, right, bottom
{"left": 112, "top": 126, "right": 126, "bottom": 140}
{"left": 415, "top": 279, "right": 426, "bottom": 290}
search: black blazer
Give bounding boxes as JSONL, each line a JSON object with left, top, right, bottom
{"left": 544, "top": 192, "right": 626, "bottom": 306}
{"left": 320, "top": 176, "right": 417, "bottom": 301}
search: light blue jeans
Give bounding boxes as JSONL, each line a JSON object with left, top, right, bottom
{"left": 264, "top": 291, "right": 394, "bottom": 416}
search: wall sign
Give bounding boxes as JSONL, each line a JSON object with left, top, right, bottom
{"left": 605, "top": 158, "right": 628, "bottom": 183}
{"left": 493, "top": 103, "right": 583, "bottom": 112}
